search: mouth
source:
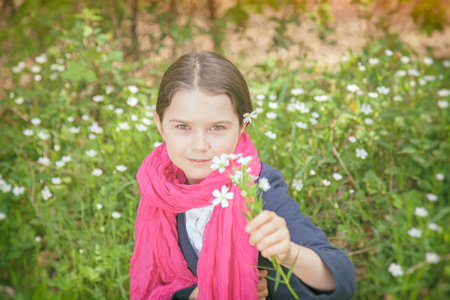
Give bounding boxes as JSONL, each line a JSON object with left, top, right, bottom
{"left": 188, "top": 159, "right": 211, "bottom": 165}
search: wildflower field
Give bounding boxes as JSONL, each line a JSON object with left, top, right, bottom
{"left": 1, "top": 3, "right": 449, "bottom": 299}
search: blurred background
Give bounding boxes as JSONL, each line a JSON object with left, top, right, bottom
{"left": 0, "top": 0, "right": 449, "bottom": 299}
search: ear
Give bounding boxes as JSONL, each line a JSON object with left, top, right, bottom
{"left": 239, "top": 122, "right": 247, "bottom": 136}
{"left": 154, "top": 111, "right": 166, "bottom": 140}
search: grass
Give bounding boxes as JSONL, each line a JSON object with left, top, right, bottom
{"left": 0, "top": 16, "right": 449, "bottom": 300}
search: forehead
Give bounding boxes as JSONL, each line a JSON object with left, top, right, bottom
{"left": 164, "top": 89, "right": 238, "bottom": 121}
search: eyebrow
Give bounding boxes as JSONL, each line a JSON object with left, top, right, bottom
{"left": 168, "top": 119, "right": 233, "bottom": 125}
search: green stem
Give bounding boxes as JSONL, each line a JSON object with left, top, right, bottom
{"left": 271, "top": 255, "right": 299, "bottom": 299}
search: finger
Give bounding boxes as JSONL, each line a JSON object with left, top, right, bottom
{"left": 260, "top": 240, "right": 291, "bottom": 262}
{"left": 249, "top": 216, "right": 287, "bottom": 246}
{"left": 258, "top": 269, "right": 268, "bottom": 278}
{"left": 245, "top": 210, "right": 274, "bottom": 233}
{"left": 254, "top": 229, "right": 289, "bottom": 253}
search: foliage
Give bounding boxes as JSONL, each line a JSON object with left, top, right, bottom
{"left": 1, "top": 5, "right": 449, "bottom": 300}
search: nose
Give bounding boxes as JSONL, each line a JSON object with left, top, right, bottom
{"left": 191, "top": 131, "right": 210, "bottom": 152}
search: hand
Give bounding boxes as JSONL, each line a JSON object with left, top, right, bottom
{"left": 258, "top": 269, "right": 269, "bottom": 299}
{"left": 245, "top": 210, "right": 292, "bottom": 263}
{"left": 188, "top": 286, "right": 198, "bottom": 300}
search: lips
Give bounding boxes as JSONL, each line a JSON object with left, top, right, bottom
{"left": 188, "top": 159, "right": 211, "bottom": 165}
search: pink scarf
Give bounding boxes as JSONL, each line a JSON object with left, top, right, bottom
{"left": 130, "top": 132, "right": 261, "bottom": 299}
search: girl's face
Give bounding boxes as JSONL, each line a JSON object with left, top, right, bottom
{"left": 155, "top": 89, "right": 245, "bottom": 185}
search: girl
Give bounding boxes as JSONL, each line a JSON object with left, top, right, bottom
{"left": 130, "top": 52, "right": 356, "bottom": 299}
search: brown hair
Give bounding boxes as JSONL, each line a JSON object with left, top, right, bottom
{"left": 156, "top": 52, "right": 253, "bottom": 126}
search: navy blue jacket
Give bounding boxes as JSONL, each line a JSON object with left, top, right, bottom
{"left": 172, "top": 162, "right": 356, "bottom": 299}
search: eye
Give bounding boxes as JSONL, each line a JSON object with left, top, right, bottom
{"left": 211, "top": 125, "right": 224, "bottom": 131}
{"left": 177, "top": 124, "right": 190, "bottom": 130}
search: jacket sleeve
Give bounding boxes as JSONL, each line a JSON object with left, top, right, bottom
{"left": 259, "top": 162, "right": 356, "bottom": 299}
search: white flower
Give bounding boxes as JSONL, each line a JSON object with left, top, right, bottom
{"left": 38, "top": 156, "right": 50, "bottom": 166}
{"left": 349, "top": 189, "right": 354, "bottom": 194}
{"left": 415, "top": 207, "right": 428, "bottom": 217}
{"left": 295, "top": 101, "right": 310, "bottom": 113}
{"left": 67, "top": 116, "right": 75, "bottom": 122}
{"left": 395, "top": 70, "right": 406, "bottom": 77}
{"left": 269, "top": 94, "right": 277, "bottom": 101}
{"left": 31, "top": 65, "right": 42, "bottom": 73}
{"left": 61, "top": 155, "right": 71, "bottom": 163}
{"left": 310, "top": 169, "right": 316, "bottom": 176}
{"left": 127, "top": 96, "right": 139, "bottom": 107}
{"left": 211, "top": 154, "right": 230, "bottom": 173}
{"left": 105, "top": 85, "right": 115, "bottom": 94}
{"left": 385, "top": 49, "right": 393, "bottom": 56}
{"left": 311, "top": 112, "right": 319, "bottom": 119}
{"left": 153, "top": 142, "right": 162, "bottom": 148}
{"left": 358, "top": 65, "right": 366, "bottom": 71}
{"left": 356, "top": 148, "right": 368, "bottom": 159}
{"left": 128, "top": 85, "right": 139, "bottom": 94}
{"left": 12, "top": 66, "right": 22, "bottom": 73}
{"left": 79, "top": 249, "right": 84, "bottom": 254}
{"left": 435, "top": 173, "right": 445, "bottom": 181}
{"left": 116, "top": 122, "right": 130, "bottom": 131}
{"left": 428, "top": 223, "right": 439, "bottom": 231}
{"left": 444, "top": 60, "right": 450, "bottom": 68}
{"left": 55, "top": 160, "right": 65, "bottom": 167}
{"left": 423, "top": 57, "right": 433, "bottom": 65}
{"left": 12, "top": 186, "right": 25, "bottom": 196}
{"left": 92, "top": 95, "right": 104, "bottom": 102}
{"left": 237, "top": 156, "right": 252, "bottom": 165}
{"left": 243, "top": 111, "right": 257, "bottom": 123}
{"left": 361, "top": 104, "right": 373, "bottom": 115}
{"left": 34, "top": 74, "right": 42, "bottom": 81}
{"left": 295, "top": 122, "right": 308, "bottom": 129}
{"left": 401, "top": 56, "right": 410, "bottom": 64}
{"left": 116, "top": 165, "right": 127, "bottom": 172}
{"left": 364, "top": 118, "right": 374, "bottom": 125}
{"left": 266, "top": 112, "right": 277, "bottom": 119}
{"left": 31, "top": 118, "right": 41, "bottom": 125}
{"left": 393, "top": 96, "right": 403, "bottom": 102}
{"left": 256, "top": 94, "right": 266, "bottom": 100}
{"left": 424, "top": 75, "right": 436, "bottom": 82}
{"left": 437, "top": 100, "right": 449, "bottom": 109}
{"left": 135, "top": 124, "right": 148, "bottom": 132}
{"left": 91, "top": 169, "right": 103, "bottom": 176}
{"left": 292, "top": 179, "right": 303, "bottom": 191}
{"left": 313, "top": 95, "right": 329, "bottom": 102}
{"left": 255, "top": 107, "right": 263, "bottom": 114}
{"left": 35, "top": 54, "right": 47, "bottom": 64}
{"left": 41, "top": 186, "right": 52, "bottom": 200}
{"left": 89, "top": 122, "right": 103, "bottom": 134}
{"left": 37, "top": 131, "right": 50, "bottom": 140}
{"left": 376, "top": 86, "right": 390, "bottom": 95}
{"left": 341, "top": 55, "right": 350, "bottom": 62}
{"left": 112, "top": 211, "right": 122, "bottom": 219}
{"left": 82, "top": 115, "right": 89, "bottom": 121}
{"left": 131, "top": 114, "right": 138, "bottom": 121}
{"left": 425, "top": 252, "right": 440, "bottom": 264}
{"left": 1, "top": 182, "right": 12, "bottom": 193}
{"left": 0, "top": 212, "right": 5, "bottom": 220}
{"left": 291, "top": 88, "right": 305, "bottom": 95}
{"left": 309, "top": 118, "right": 318, "bottom": 125}
{"left": 438, "top": 89, "right": 450, "bottom": 97}
{"left": 346, "top": 84, "right": 360, "bottom": 93}
{"left": 230, "top": 170, "right": 243, "bottom": 184}
{"left": 410, "top": 79, "right": 417, "bottom": 87}
{"left": 332, "top": 173, "right": 343, "bottom": 181}
{"left": 86, "top": 149, "right": 97, "bottom": 157}
{"left": 408, "top": 69, "right": 420, "bottom": 77}
{"left": 265, "top": 131, "right": 277, "bottom": 139}
{"left": 322, "top": 179, "right": 331, "bottom": 186}
{"left": 141, "top": 117, "right": 152, "bottom": 125}
{"left": 368, "top": 92, "right": 378, "bottom": 99}
{"left": 107, "top": 104, "right": 115, "bottom": 110}
{"left": 96, "top": 203, "right": 103, "bottom": 210}
{"left": 419, "top": 78, "right": 426, "bottom": 86}
{"left": 49, "top": 73, "right": 58, "bottom": 80}
{"left": 89, "top": 134, "right": 96, "bottom": 140}
{"left": 426, "top": 193, "right": 438, "bottom": 201}
{"left": 368, "top": 58, "right": 379, "bottom": 65}
{"left": 388, "top": 263, "right": 404, "bottom": 277}
{"left": 51, "top": 177, "right": 62, "bottom": 185}
{"left": 407, "top": 227, "right": 422, "bottom": 238}
{"left": 115, "top": 108, "right": 124, "bottom": 115}
{"left": 68, "top": 127, "right": 80, "bottom": 134}
{"left": 15, "top": 97, "right": 24, "bottom": 105}
{"left": 268, "top": 102, "right": 278, "bottom": 109}
{"left": 23, "top": 129, "right": 34, "bottom": 136}
{"left": 258, "top": 177, "right": 271, "bottom": 192}
{"left": 35, "top": 236, "right": 42, "bottom": 242}
{"left": 348, "top": 136, "right": 357, "bottom": 143}
{"left": 212, "top": 185, "right": 234, "bottom": 208}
